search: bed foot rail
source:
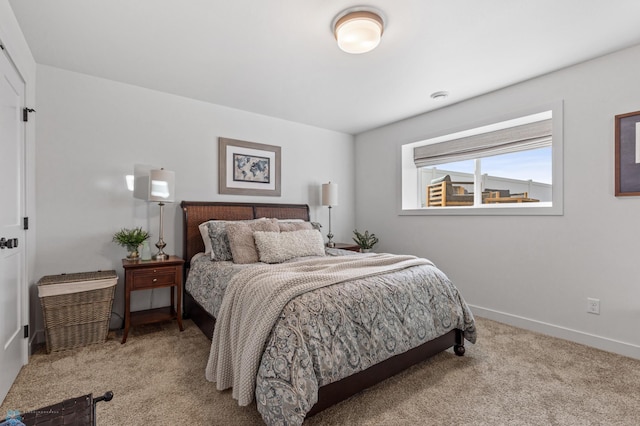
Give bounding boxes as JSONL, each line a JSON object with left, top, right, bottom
{"left": 453, "top": 329, "right": 465, "bottom": 356}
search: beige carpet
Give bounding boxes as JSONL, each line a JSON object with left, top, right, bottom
{"left": 2, "top": 317, "right": 640, "bottom": 425}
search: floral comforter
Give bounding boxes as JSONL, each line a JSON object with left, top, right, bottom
{"left": 186, "top": 250, "right": 476, "bottom": 426}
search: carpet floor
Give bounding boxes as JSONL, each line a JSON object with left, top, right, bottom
{"left": 2, "top": 317, "right": 640, "bottom": 425}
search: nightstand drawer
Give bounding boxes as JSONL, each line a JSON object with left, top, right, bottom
{"left": 130, "top": 266, "right": 177, "bottom": 289}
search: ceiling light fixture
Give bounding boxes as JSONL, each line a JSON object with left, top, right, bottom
{"left": 333, "top": 8, "right": 384, "bottom": 54}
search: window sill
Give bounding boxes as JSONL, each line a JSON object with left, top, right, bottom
{"left": 399, "top": 202, "right": 561, "bottom": 216}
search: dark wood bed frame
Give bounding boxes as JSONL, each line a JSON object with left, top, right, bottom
{"left": 180, "top": 201, "right": 465, "bottom": 417}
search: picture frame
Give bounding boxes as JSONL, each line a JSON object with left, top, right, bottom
{"left": 218, "top": 137, "right": 281, "bottom": 196}
{"left": 615, "top": 111, "right": 640, "bottom": 196}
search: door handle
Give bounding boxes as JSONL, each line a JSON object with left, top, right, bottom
{"left": 0, "top": 238, "right": 18, "bottom": 249}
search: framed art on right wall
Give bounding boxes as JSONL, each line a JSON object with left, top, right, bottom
{"left": 615, "top": 110, "right": 640, "bottom": 196}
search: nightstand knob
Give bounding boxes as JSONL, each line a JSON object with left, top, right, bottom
{"left": 153, "top": 269, "right": 157, "bottom": 273}
{"left": 152, "top": 278, "right": 157, "bottom": 282}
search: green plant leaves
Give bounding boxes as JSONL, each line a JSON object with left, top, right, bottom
{"left": 112, "top": 227, "right": 150, "bottom": 248}
{"left": 352, "top": 229, "right": 378, "bottom": 249}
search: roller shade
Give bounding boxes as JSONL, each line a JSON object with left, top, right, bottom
{"left": 414, "top": 119, "right": 552, "bottom": 167}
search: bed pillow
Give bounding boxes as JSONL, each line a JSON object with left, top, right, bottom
{"left": 198, "top": 221, "right": 214, "bottom": 255}
{"left": 203, "top": 221, "right": 234, "bottom": 261}
{"left": 254, "top": 229, "right": 325, "bottom": 264}
{"left": 201, "top": 218, "right": 270, "bottom": 261}
{"left": 197, "top": 220, "right": 232, "bottom": 260}
{"left": 226, "top": 218, "right": 279, "bottom": 264}
{"left": 278, "top": 221, "right": 313, "bottom": 232}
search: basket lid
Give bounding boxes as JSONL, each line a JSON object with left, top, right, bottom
{"left": 38, "top": 270, "right": 117, "bottom": 286}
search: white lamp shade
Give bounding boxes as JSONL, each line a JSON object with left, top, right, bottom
{"left": 133, "top": 165, "right": 175, "bottom": 202}
{"left": 322, "top": 182, "right": 338, "bottom": 206}
{"left": 148, "top": 169, "right": 175, "bottom": 202}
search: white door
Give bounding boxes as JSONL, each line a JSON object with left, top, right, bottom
{"left": 0, "top": 47, "right": 28, "bottom": 403}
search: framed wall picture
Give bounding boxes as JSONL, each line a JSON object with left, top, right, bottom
{"left": 218, "top": 137, "right": 281, "bottom": 196}
{"left": 615, "top": 111, "right": 640, "bottom": 196}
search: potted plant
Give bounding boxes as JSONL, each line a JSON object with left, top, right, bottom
{"left": 112, "top": 227, "right": 150, "bottom": 259}
{"left": 352, "top": 229, "right": 379, "bottom": 253}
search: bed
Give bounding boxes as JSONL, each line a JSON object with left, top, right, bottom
{"left": 181, "top": 201, "right": 476, "bottom": 425}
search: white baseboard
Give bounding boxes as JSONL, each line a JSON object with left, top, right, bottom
{"left": 469, "top": 304, "right": 640, "bottom": 360}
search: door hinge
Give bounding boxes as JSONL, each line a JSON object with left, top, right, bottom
{"left": 23, "top": 325, "right": 29, "bottom": 339}
{"left": 23, "top": 108, "right": 35, "bottom": 122}
{"left": 23, "top": 217, "right": 29, "bottom": 230}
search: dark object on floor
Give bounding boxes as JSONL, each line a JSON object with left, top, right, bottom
{"left": 19, "top": 391, "right": 113, "bottom": 426}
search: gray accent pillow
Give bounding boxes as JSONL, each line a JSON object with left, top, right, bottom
{"left": 206, "top": 221, "right": 233, "bottom": 261}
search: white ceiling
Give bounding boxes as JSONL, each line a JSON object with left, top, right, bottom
{"left": 9, "top": 0, "right": 640, "bottom": 134}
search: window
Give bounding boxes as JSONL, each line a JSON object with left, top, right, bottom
{"left": 400, "top": 104, "right": 563, "bottom": 216}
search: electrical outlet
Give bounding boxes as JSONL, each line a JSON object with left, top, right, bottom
{"left": 587, "top": 298, "right": 600, "bottom": 315}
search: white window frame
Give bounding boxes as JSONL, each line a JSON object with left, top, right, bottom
{"left": 398, "top": 101, "right": 563, "bottom": 216}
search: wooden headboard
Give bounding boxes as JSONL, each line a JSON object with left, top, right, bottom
{"left": 180, "top": 201, "right": 310, "bottom": 268}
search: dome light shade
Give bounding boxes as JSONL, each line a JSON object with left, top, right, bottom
{"left": 334, "top": 10, "right": 384, "bottom": 54}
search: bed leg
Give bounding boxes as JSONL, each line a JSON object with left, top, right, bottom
{"left": 453, "top": 329, "right": 465, "bottom": 356}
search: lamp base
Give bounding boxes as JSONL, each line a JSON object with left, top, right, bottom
{"left": 153, "top": 229, "right": 168, "bottom": 261}
{"left": 326, "top": 230, "right": 335, "bottom": 248}
{"left": 152, "top": 253, "right": 170, "bottom": 261}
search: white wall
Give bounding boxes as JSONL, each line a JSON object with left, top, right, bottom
{"left": 0, "top": 0, "right": 36, "bottom": 350}
{"left": 355, "top": 44, "right": 640, "bottom": 359}
{"left": 35, "top": 65, "right": 354, "bottom": 333}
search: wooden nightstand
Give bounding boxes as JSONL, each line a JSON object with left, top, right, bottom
{"left": 121, "top": 255, "right": 184, "bottom": 343}
{"left": 332, "top": 243, "right": 361, "bottom": 252}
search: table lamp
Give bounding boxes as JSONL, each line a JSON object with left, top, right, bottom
{"left": 322, "top": 182, "right": 338, "bottom": 247}
{"left": 133, "top": 166, "right": 175, "bottom": 260}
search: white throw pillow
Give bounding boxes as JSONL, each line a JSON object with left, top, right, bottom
{"left": 254, "top": 229, "right": 325, "bottom": 264}
{"left": 198, "top": 221, "right": 213, "bottom": 255}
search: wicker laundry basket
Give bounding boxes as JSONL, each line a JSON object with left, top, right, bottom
{"left": 38, "top": 270, "right": 118, "bottom": 353}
